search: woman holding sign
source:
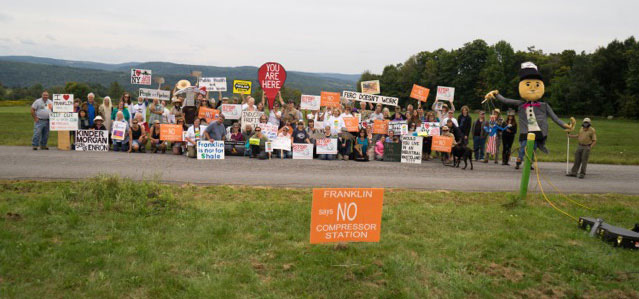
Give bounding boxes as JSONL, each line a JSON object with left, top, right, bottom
{"left": 111, "top": 111, "right": 130, "bottom": 152}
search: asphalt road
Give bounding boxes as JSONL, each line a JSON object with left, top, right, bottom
{"left": 1, "top": 146, "right": 638, "bottom": 194}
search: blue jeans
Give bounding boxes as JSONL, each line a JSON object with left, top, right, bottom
{"left": 473, "top": 136, "right": 485, "bottom": 160}
{"left": 32, "top": 119, "right": 50, "bottom": 147}
{"left": 276, "top": 149, "right": 292, "bottom": 158}
{"left": 319, "top": 154, "right": 335, "bottom": 160}
{"left": 518, "top": 139, "right": 538, "bottom": 162}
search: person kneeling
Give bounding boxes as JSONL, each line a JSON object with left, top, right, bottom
{"left": 149, "top": 120, "right": 166, "bottom": 153}
{"left": 129, "top": 119, "right": 147, "bottom": 153}
{"left": 249, "top": 127, "right": 269, "bottom": 160}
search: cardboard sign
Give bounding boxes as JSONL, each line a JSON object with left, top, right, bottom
{"left": 131, "top": 69, "right": 152, "bottom": 85}
{"left": 111, "top": 120, "right": 127, "bottom": 140}
{"left": 293, "top": 143, "right": 313, "bottom": 159}
{"left": 197, "top": 140, "right": 225, "bottom": 159}
{"left": 75, "top": 130, "right": 109, "bottom": 151}
{"left": 198, "top": 107, "right": 220, "bottom": 123}
{"left": 431, "top": 135, "right": 453, "bottom": 153}
{"left": 410, "top": 84, "right": 430, "bottom": 102}
{"left": 372, "top": 120, "right": 389, "bottom": 135}
{"left": 388, "top": 121, "right": 406, "bottom": 135}
{"left": 316, "top": 138, "right": 337, "bottom": 154}
{"left": 401, "top": 136, "right": 423, "bottom": 164}
{"left": 160, "top": 124, "right": 184, "bottom": 141}
{"left": 420, "top": 122, "right": 440, "bottom": 136}
{"left": 258, "top": 62, "right": 287, "bottom": 110}
{"left": 310, "top": 188, "right": 384, "bottom": 244}
{"left": 436, "top": 86, "right": 455, "bottom": 102}
{"left": 342, "top": 91, "right": 399, "bottom": 107}
{"left": 265, "top": 141, "right": 273, "bottom": 153}
{"left": 199, "top": 77, "right": 227, "bottom": 92}
{"left": 382, "top": 142, "right": 401, "bottom": 162}
{"left": 139, "top": 88, "right": 170, "bottom": 101}
{"left": 50, "top": 112, "right": 78, "bottom": 131}
{"left": 272, "top": 136, "right": 291, "bottom": 151}
{"left": 241, "top": 111, "right": 264, "bottom": 133}
{"left": 300, "top": 95, "right": 321, "bottom": 110}
{"left": 233, "top": 80, "right": 252, "bottom": 94}
{"left": 258, "top": 123, "right": 278, "bottom": 140}
{"left": 320, "top": 91, "right": 341, "bottom": 107}
{"left": 220, "top": 104, "right": 242, "bottom": 120}
{"left": 343, "top": 117, "right": 359, "bottom": 132}
{"left": 361, "top": 80, "right": 380, "bottom": 95}
{"left": 52, "top": 94, "right": 73, "bottom": 113}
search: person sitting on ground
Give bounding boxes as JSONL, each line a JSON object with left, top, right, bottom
{"left": 185, "top": 118, "right": 205, "bottom": 158}
{"left": 171, "top": 118, "right": 187, "bottom": 155}
{"left": 92, "top": 116, "right": 107, "bottom": 131}
{"left": 337, "top": 127, "right": 353, "bottom": 161}
{"left": 129, "top": 117, "right": 147, "bottom": 153}
{"left": 385, "top": 130, "right": 397, "bottom": 143}
{"left": 149, "top": 120, "right": 166, "bottom": 153}
{"left": 276, "top": 126, "right": 293, "bottom": 158}
{"left": 229, "top": 125, "right": 245, "bottom": 141}
{"left": 318, "top": 125, "right": 337, "bottom": 160}
{"left": 112, "top": 111, "right": 130, "bottom": 152}
{"left": 248, "top": 126, "right": 269, "bottom": 159}
{"left": 204, "top": 114, "right": 226, "bottom": 141}
{"left": 354, "top": 129, "right": 369, "bottom": 161}
{"left": 226, "top": 121, "right": 241, "bottom": 139}
{"left": 293, "top": 120, "right": 311, "bottom": 144}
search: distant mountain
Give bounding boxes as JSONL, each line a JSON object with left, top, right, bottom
{"left": 0, "top": 56, "right": 358, "bottom": 95}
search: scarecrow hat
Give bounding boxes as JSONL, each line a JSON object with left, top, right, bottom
{"left": 519, "top": 62, "right": 542, "bottom": 81}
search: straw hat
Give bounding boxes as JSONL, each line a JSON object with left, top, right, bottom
{"left": 94, "top": 116, "right": 103, "bottom": 122}
{"left": 175, "top": 80, "right": 191, "bottom": 90}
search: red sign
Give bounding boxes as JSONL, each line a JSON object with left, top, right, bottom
{"left": 258, "top": 62, "right": 287, "bottom": 110}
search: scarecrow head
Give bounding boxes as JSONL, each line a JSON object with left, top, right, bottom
{"left": 518, "top": 62, "right": 544, "bottom": 102}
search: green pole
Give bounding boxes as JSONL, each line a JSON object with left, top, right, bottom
{"left": 519, "top": 133, "right": 536, "bottom": 200}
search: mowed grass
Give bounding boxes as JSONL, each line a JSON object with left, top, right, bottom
{"left": 1, "top": 177, "right": 638, "bottom": 298}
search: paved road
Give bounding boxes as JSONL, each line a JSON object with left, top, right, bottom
{"left": 1, "top": 146, "right": 638, "bottom": 194}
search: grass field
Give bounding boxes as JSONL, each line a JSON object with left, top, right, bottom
{"left": 1, "top": 105, "right": 638, "bottom": 164}
{"left": 1, "top": 177, "right": 638, "bottom": 297}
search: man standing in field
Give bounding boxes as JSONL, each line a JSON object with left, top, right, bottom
{"left": 567, "top": 118, "right": 597, "bottom": 179}
{"left": 31, "top": 91, "right": 52, "bottom": 150}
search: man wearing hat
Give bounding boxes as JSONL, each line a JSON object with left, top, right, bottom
{"left": 567, "top": 118, "right": 597, "bottom": 178}
{"left": 92, "top": 116, "right": 107, "bottom": 131}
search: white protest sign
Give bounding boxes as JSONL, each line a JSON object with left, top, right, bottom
{"left": 50, "top": 112, "right": 78, "bottom": 131}
{"left": 111, "top": 120, "right": 127, "bottom": 140}
{"left": 401, "top": 136, "right": 423, "bottom": 164}
{"left": 258, "top": 123, "right": 278, "bottom": 140}
{"left": 293, "top": 143, "right": 313, "bottom": 159}
{"left": 199, "top": 77, "right": 227, "bottom": 92}
{"left": 131, "top": 69, "right": 152, "bottom": 85}
{"left": 341, "top": 91, "right": 398, "bottom": 106}
{"left": 300, "top": 95, "right": 321, "bottom": 110}
{"left": 265, "top": 142, "right": 273, "bottom": 153}
{"left": 52, "top": 94, "right": 74, "bottom": 113}
{"left": 220, "top": 104, "right": 242, "bottom": 120}
{"left": 241, "top": 111, "right": 264, "bottom": 133}
{"left": 272, "top": 136, "right": 291, "bottom": 151}
{"left": 435, "top": 86, "right": 455, "bottom": 102}
{"left": 139, "top": 88, "right": 170, "bottom": 101}
{"left": 419, "top": 122, "right": 440, "bottom": 136}
{"left": 316, "top": 138, "right": 337, "bottom": 154}
{"left": 197, "top": 140, "right": 225, "bottom": 159}
{"left": 388, "top": 121, "right": 407, "bottom": 135}
{"left": 75, "top": 130, "right": 109, "bottom": 151}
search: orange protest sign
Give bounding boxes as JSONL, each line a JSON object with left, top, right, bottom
{"left": 160, "top": 124, "right": 184, "bottom": 142}
{"left": 343, "top": 117, "right": 359, "bottom": 132}
{"left": 198, "top": 107, "right": 220, "bottom": 123}
{"left": 320, "top": 91, "right": 341, "bottom": 107}
{"left": 431, "top": 135, "right": 453, "bottom": 153}
{"left": 410, "top": 84, "right": 430, "bottom": 102}
{"left": 372, "top": 119, "right": 389, "bottom": 135}
{"left": 310, "top": 188, "right": 384, "bottom": 244}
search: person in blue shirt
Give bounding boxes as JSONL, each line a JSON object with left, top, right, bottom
{"left": 483, "top": 115, "right": 509, "bottom": 163}
{"left": 83, "top": 92, "right": 99, "bottom": 127}
{"left": 354, "top": 129, "right": 369, "bottom": 161}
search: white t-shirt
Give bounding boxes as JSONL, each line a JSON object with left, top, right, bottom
{"left": 131, "top": 102, "right": 147, "bottom": 123}
{"left": 369, "top": 112, "right": 384, "bottom": 121}
{"left": 242, "top": 104, "right": 257, "bottom": 111}
{"left": 185, "top": 125, "right": 207, "bottom": 146}
{"left": 440, "top": 117, "right": 459, "bottom": 127}
{"left": 325, "top": 115, "right": 345, "bottom": 135}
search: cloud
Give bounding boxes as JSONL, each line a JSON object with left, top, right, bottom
{"left": 45, "top": 34, "right": 56, "bottom": 41}
{"left": 0, "top": 12, "right": 11, "bottom": 22}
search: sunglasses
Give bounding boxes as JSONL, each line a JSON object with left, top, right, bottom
{"left": 255, "top": 129, "right": 262, "bottom": 132}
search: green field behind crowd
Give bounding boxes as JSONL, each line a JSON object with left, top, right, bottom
{"left": 1, "top": 177, "right": 638, "bottom": 297}
{"left": 1, "top": 105, "right": 638, "bottom": 164}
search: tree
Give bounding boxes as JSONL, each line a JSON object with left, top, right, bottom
{"left": 108, "top": 81, "right": 125, "bottom": 100}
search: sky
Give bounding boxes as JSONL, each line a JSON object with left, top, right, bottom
{"left": 0, "top": 0, "right": 637, "bottom": 74}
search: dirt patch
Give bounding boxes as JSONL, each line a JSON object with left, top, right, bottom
{"left": 517, "top": 287, "right": 566, "bottom": 299}
{"left": 478, "top": 262, "right": 525, "bottom": 283}
{"left": 4, "top": 212, "right": 22, "bottom": 221}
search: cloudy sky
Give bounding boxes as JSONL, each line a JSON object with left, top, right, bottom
{"left": 0, "top": 0, "right": 637, "bottom": 74}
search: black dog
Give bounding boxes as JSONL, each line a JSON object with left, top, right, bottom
{"left": 452, "top": 144, "right": 474, "bottom": 170}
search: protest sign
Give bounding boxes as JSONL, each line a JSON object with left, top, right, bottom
{"left": 111, "top": 120, "right": 127, "bottom": 140}
{"left": 233, "top": 80, "right": 252, "bottom": 94}
{"left": 199, "top": 77, "right": 227, "bottom": 92}
{"left": 300, "top": 95, "right": 321, "bottom": 110}
{"left": 258, "top": 62, "right": 287, "bottom": 109}
{"left": 131, "top": 69, "right": 152, "bottom": 85}
{"left": 361, "top": 80, "right": 380, "bottom": 94}
{"left": 401, "top": 136, "right": 423, "bottom": 164}
{"left": 198, "top": 107, "right": 220, "bottom": 123}
{"left": 320, "top": 91, "right": 341, "bottom": 107}
{"left": 139, "top": 88, "right": 170, "bottom": 101}
{"left": 52, "top": 94, "right": 73, "bottom": 113}
{"left": 372, "top": 119, "right": 389, "bottom": 135}
{"left": 310, "top": 188, "right": 384, "bottom": 244}
{"left": 382, "top": 142, "right": 401, "bottom": 162}
{"left": 265, "top": 142, "right": 273, "bottom": 153}
{"left": 410, "top": 84, "right": 430, "bottom": 102}
{"left": 420, "top": 122, "right": 440, "bottom": 136}
{"left": 342, "top": 91, "right": 398, "bottom": 107}
{"left": 160, "top": 124, "right": 184, "bottom": 142}
{"left": 293, "top": 143, "right": 313, "bottom": 160}
{"left": 50, "top": 112, "right": 78, "bottom": 131}
{"left": 258, "top": 123, "right": 278, "bottom": 140}
{"left": 197, "top": 140, "right": 225, "bottom": 159}
{"left": 343, "top": 117, "right": 359, "bottom": 132}
{"left": 436, "top": 86, "right": 455, "bottom": 102}
{"left": 75, "top": 130, "right": 109, "bottom": 151}
{"left": 241, "top": 111, "right": 264, "bottom": 133}
{"left": 431, "top": 135, "right": 453, "bottom": 153}
{"left": 220, "top": 104, "right": 242, "bottom": 120}
{"left": 388, "top": 120, "right": 406, "bottom": 135}
{"left": 316, "top": 138, "right": 337, "bottom": 154}
{"left": 272, "top": 136, "right": 291, "bottom": 151}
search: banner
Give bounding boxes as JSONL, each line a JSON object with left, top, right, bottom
{"left": 320, "top": 91, "right": 341, "bottom": 107}
{"left": 361, "top": 80, "right": 380, "bottom": 95}
{"left": 342, "top": 91, "right": 398, "bottom": 106}
{"left": 160, "top": 124, "right": 184, "bottom": 142}
{"left": 50, "top": 112, "right": 78, "bottom": 131}
{"left": 258, "top": 123, "right": 278, "bottom": 140}
{"left": 52, "top": 94, "right": 73, "bottom": 113}
{"left": 435, "top": 86, "right": 455, "bottom": 102}
{"left": 258, "top": 62, "right": 287, "bottom": 110}
{"left": 272, "top": 136, "right": 291, "bottom": 151}
{"left": 199, "top": 77, "right": 227, "bottom": 92}
{"left": 197, "top": 140, "right": 225, "bottom": 159}
{"left": 265, "top": 141, "right": 273, "bottom": 153}
{"left": 310, "top": 188, "right": 384, "bottom": 244}
{"left": 372, "top": 119, "right": 389, "bottom": 135}
{"left": 75, "top": 130, "right": 109, "bottom": 151}
{"left": 111, "top": 120, "right": 127, "bottom": 140}
{"left": 431, "top": 135, "right": 453, "bottom": 153}
{"left": 316, "top": 138, "right": 337, "bottom": 154}
{"left": 293, "top": 143, "right": 313, "bottom": 159}
{"left": 419, "top": 122, "right": 440, "bottom": 136}
{"left": 131, "top": 69, "right": 152, "bottom": 85}
{"left": 300, "top": 95, "right": 321, "bottom": 110}
{"left": 401, "top": 136, "right": 423, "bottom": 164}
{"left": 343, "top": 117, "right": 359, "bottom": 132}
{"left": 220, "top": 104, "right": 242, "bottom": 120}
{"left": 410, "top": 84, "right": 430, "bottom": 102}
{"left": 233, "top": 80, "right": 252, "bottom": 94}
{"left": 198, "top": 107, "right": 220, "bottom": 123}
{"left": 241, "top": 111, "right": 264, "bottom": 133}
{"left": 139, "top": 88, "right": 170, "bottom": 101}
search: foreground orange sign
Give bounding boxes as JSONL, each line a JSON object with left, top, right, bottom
{"left": 410, "top": 84, "right": 430, "bottom": 102}
{"left": 431, "top": 135, "right": 453, "bottom": 153}
{"left": 160, "top": 124, "right": 184, "bottom": 142}
{"left": 372, "top": 119, "right": 389, "bottom": 135}
{"left": 320, "top": 91, "right": 341, "bottom": 107}
{"left": 198, "top": 107, "right": 220, "bottom": 123}
{"left": 343, "top": 117, "right": 359, "bottom": 132}
{"left": 310, "top": 188, "right": 384, "bottom": 244}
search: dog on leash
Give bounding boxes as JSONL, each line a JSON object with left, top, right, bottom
{"left": 451, "top": 143, "right": 474, "bottom": 170}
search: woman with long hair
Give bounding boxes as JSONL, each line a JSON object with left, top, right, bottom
{"left": 501, "top": 112, "right": 518, "bottom": 165}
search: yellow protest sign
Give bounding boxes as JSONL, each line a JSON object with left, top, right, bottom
{"left": 233, "top": 80, "right": 252, "bottom": 94}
